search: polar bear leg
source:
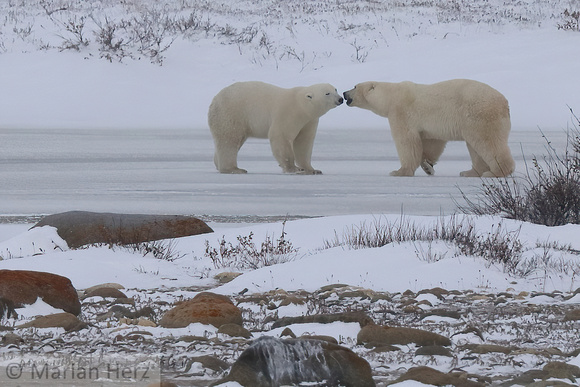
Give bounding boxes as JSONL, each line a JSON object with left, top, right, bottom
{"left": 269, "top": 130, "right": 300, "bottom": 174}
{"left": 293, "top": 121, "right": 322, "bottom": 175}
{"left": 460, "top": 142, "right": 490, "bottom": 177}
{"left": 389, "top": 123, "right": 422, "bottom": 176}
{"left": 213, "top": 136, "right": 248, "bottom": 174}
{"left": 420, "top": 138, "right": 447, "bottom": 175}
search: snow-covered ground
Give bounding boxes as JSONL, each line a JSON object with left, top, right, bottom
{"left": 1, "top": 1, "right": 580, "bottom": 385}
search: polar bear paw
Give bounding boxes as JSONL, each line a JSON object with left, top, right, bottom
{"left": 298, "top": 169, "right": 323, "bottom": 175}
{"left": 220, "top": 167, "right": 248, "bottom": 174}
{"left": 421, "top": 159, "right": 435, "bottom": 176}
{"left": 390, "top": 168, "right": 415, "bottom": 177}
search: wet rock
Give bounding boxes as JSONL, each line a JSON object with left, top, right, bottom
{"left": 280, "top": 327, "right": 296, "bottom": 338}
{"left": 0, "top": 298, "right": 17, "bottom": 319}
{"left": 0, "top": 270, "right": 81, "bottom": 315}
{"left": 357, "top": 324, "right": 451, "bottom": 347}
{"left": 159, "top": 292, "right": 242, "bottom": 328}
{"left": 18, "top": 312, "right": 86, "bottom": 331}
{"left": 33, "top": 211, "right": 213, "bottom": 248}
{"left": 219, "top": 336, "right": 375, "bottom": 387}
{"left": 394, "top": 366, "right": 485, "bottom": 387}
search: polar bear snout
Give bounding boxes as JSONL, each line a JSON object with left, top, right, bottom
{"left": 336, "top": 96, "right": 344, "bottom": 106}
{"left": 343, "top": 90, "right": 353, "bottom": 106}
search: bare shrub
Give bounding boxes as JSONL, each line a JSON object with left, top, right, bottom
{"left": 558, "top": 9, "right": 580, "bottom": 31}
{"left": 204, "top": 222, "right": 299, "bottom": 270}
{"left": 324, "top": 215, "right": 525, "bottom": 275}
{"left": 459, "top": 110, "right": 580, "bottom": 226}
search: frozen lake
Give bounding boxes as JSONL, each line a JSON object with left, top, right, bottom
{"left": 0, "top": 128, "right": 570, "bottom": 220}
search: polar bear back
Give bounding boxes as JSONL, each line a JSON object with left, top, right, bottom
{"left": 404, "top": 79, "right": 510, "bottom": 141}
{"left": 209, "top": 81, "right": 293, "bottom": 139}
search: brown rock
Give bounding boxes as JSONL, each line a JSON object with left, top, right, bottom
{"left": 159, "top": 292, "right": 242, "bottom": 328}
{"left": 394, "top": 366, "right": 485, "bottom": 387}
{"left": 0, "top": 270, "right": 81, "bottom": 315}
{"left": 18, "top": 312, "right": 86, "bottom": 331}
{"left": 543, "top": 361, "right": 580, "bottom": 380}
{"left": 218, "top": 323, "right": 252, "bottom": 338}
{"left": 33, "top": 211, "right": 213, "bottom": 248}
{"left": 357, "top": 324, "right": 451, "bottom": 347}
{"left": 220, "top": 336, "right": 375, "bottom": 387}
{"left": 564, "top": 309, "right": 580, "bottom": 321}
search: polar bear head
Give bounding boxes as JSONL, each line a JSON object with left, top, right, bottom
{"left": 304, "top": 83, "right": 344, "bottom": 116}
{"left": 343, "top": 82, "right": 388, "bottom": 117}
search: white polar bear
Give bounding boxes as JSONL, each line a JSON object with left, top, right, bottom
{"left": 208, "top": 81, "right": 343, "bottom": 174}
{"left": 343, "top": 79, "right": 515, "bottom": 177}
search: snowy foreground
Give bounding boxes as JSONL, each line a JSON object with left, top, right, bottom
{"left": 1, "top": 214, "right": 580, "bottom": 386}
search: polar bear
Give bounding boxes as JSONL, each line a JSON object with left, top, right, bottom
{"left": 208, "top": 81, "right": 343, "bottom": 174}
{"left": 343, "top": 79, "right": 515, "bottom": 177}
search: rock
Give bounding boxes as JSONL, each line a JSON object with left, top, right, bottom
{"left": 280, "top": 327, "right": 296, "bottom": 338}
{"left": 0, "top": 298, "right": 17, "bottom": 319}
{"left": 214, "top": 272, "right": 243, "bottom": 284}
{"left": 394, "top": 366, "right": 485, "bottom": 387}
{"left": 272, "top": 311, "right": 373, "bottom": 329}
{"left": 33, "top": 211, "right": 213, "bottom": 248}
{"left": 0, "top": 270, "right": 81, "bottom": 315}
{"left": 85, "top": 287, "right": 128, "bottom": 299}
{"left": 219, "top": 336, "right": 375, "bottom": 387}
{"left": 159, "top": 292, "right": 242, "bottom": 328}
{"left": 184, "top": 355, "right": 229, "bottom": 373}
{"left": 18, "top": 312, "right": 86, "bottom": 331}
{"left": 564, "top": 309, "right": 580, "bottom": 321}
{"left": 543, "top": 361, "right": 580, "bottom": 380}
{"left": 467, "top": 344, "right": 513, "bottom": 354}
{"left": 357, "top": 324, "right": 451, "bottom": 347}
{"left": 84, "top": 283, "right": 125, "bottom": 294}
{"left": 2, "top": 332, "right": 23, "bottom": 346}
{"left": 218, "top": 323, "right": 252, "bottom": 338}
{"left": 415, "top": 345, "right": 453, "bottom": 357}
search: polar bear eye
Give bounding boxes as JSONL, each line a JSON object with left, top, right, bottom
{"left": 325, "top": 92, "right": 330, "bottom": 95}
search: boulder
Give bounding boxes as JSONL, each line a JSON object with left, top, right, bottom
{"left": 18, "top": 312, "right": 86, "bottom": 331}
{"left": 0, "top": 270, "right": 81, "bottom": 315}
{"left": 357, "top": 324, "right": 451, "bottom": 347}
{"left": 159, "top": 292, "right": 242, "bottom": 328}
{"left": 393, "top": 366, "right": 484, "bottom": 387}
{"left": 219, "top": 336, "right": 375, "bottom": 387}
{"left": 33, "top": 211, "right": 213, "bottom": 248}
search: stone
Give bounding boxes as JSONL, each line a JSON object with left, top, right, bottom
{"left": 272, "top": 311, "right": 373, "bottom": 329}
{"left": 218, "top": 323, "right": 252, "bottom": 338}
{"left": 394, "top": 366, "right": 485, "bottom": 387}
{"left": 2, "top": 333, "right": 23, "bottom": 346}
{"left": 159, "top": 292, "right": 242, "bottom": 328}
{"left": 213, "top": 272, "right": 243, "bottom": 284}
{"left": 84, "top": 283, "right": 124, "bottom": 294}
{"left": 85, "top": 287, "right": 128, "bottom": 299}
{"left": 184, "top": 355, "right": 229, "bottom": 373}
{"left": 564, "top": 309, "right": 580, "bottom": 321}
{"left": 0, "top": 270, "right": 81, "bottom": 315}
{"left": 33, "top": 211, "right": 213, "bottom": 248}
{"left": 219, "top": 336, "right": 375, "bottom": 387}
{"left": 415, "top": 345, "right": 453, "bottom": 357}
{"left": 357, "top": 324, "right": 451, "bottom": 347}
{"left": 18, "top": 312, "right": 86, "bottom": 331}
{"left": 543, "top": 361, "right": 580, "bottom": 380}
